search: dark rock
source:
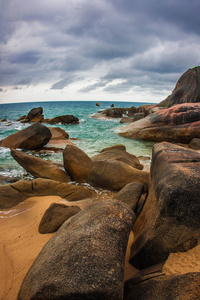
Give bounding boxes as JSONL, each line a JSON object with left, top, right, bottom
{"left": 39, "top": 203, "right": 81, "bottom": 233}
{"left": 120, "top": 117, "right": 134, "bottom": 123}
{"left": 91, "top": 148, "right": 143, "bottom": 170}
{"left": 11, "top": 149, "right": 71, "bottom": 183}
{"left": 63, "top": 144, "right": 93, "bottom": 183}
{"left": 124, "top": 272, "right": 200, "bottom": 300}
{"left": 0, "top": 178, "right": 96, "bottom": 209}
{"left": 88, "top": 159, "right": 149, "bottom": 191}
{"left": 101, "top": 108, "right": 129, "bottom": 118}
{"left": 0, "top": 123, "right": 52, "bottom": 150}
{"left": 16, "top": 115, "right": 27, "bottom": 122}
{"left": 133, "top": 112, "right": 145, "bottom": 121}
{"left": 27, "top": 107, "right": 43, "bottom": 121}
{"left": 0, "top": 174, "right": 19, "bottom": 184}
{"left": 127, "top": 106, "right": 137, "bottom": 117}
{"left": 168, "top": 66, "right": 200, "bottom": 106}
{"left": 30, "top": 114, "right": 44, "bottom": 123}
{"left": 0, "top": 118, "right": 7, "bottom": 122}
{"left": 110, "top": 104, "right": 114, "bottom": 107}
{"left": 114, "top": 182, "right": 144, "bottom": 211}
{"left": 44, "top": 115, "right": 79, "bottom": 124}
{"left": 48, "top": 127, "right": 69, "bottom": 140}
{"left": 189, "top": 138, "right": 200, "bottom": 150}
{"left": 96, "top": 102, "right": 100, "bottom": 106}
{"left": 130, "top": 142, "right": 200, "bottom": 269}
{"left": 18, "top": 199, "right": 135, "bottom": 300}
{"left": 100, "top": 144, "right": 126, "bottom": 152}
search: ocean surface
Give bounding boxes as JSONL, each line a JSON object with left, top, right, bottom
{"left": 0, "top": 101, "right": 155, "bottom": 183}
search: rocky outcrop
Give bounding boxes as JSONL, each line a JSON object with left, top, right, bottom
{"left": 0, "top": 178, "right": 96, "bottom": 209}
{"left": 18, "top": 200, "right": 135, "bottom": 300}
{"left": 43, "top": 115, "right": 79, "bottom": 124}
{"left": 167, "top": 66, "right": 200, "bottom": 106}
{"left": 114, "top": 182, "right": 144, "bottom": 212}
{"left": 189, "top": 138, "right": 200, "bottom": 150}
{"left": 124, "top": 272, "right": 200, "bottom": 300}
{"left": 11, "top": 149, "right": 71, "bottom": 183}
{"left": 100, "top": 144, "right": 126, "bottom": 152}
{"left": 39, "top": 203, "right": 81, "bottom": 233}
{"left": 91, "top": 148, "right": 143, "bottom": 170}
{"left": 63, "top": 144, "right": 93, "bottom": 183}
{"left": 130, "top": 142, "right": 200, "bottom": 269}
{"left": 87, "top": 159, "right": 149, "bottom": 191}
{"left": 0, "top": 174, "right": 19, "bottom": 184}
{"left": 119, "top": 103, "right": 200, "bottom": 143}
{"left": 120, "top": 117, "right": 134, "bottom": 123}
{"left": 0, "top": 123, "right": 52, "bottom": 150}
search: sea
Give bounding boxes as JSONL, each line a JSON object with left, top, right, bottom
{"left": 0, "top": 100, "right": 155, "bottom": 183}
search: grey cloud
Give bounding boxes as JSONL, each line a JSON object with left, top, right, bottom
{"left": 51, "top": 76, "right": 78, "bottom": 90}
{"left": 9, "top": 51, "right": 40, "bottom": 65}
{"left": 0, "top": 88, "right": 3, "bottom": 92}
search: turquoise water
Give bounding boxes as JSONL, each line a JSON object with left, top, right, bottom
{"left": 0, "top": 101, "right": 155, "bottom": 181}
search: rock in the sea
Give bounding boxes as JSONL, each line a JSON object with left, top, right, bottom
{"left": 48, "top": 127, "right": 69, "bottom": 140}
{"left": 18, "top": 199, "right": 135, "bottom": 300}
{"left": 39, "top": 203, "right": 81, "bottom": 233}
{"left": 167, "top": 66, "right": 200, "bottom": 106}
{"left": 124, "top": 272, "right": 200, "bottom": 300}
{"left": 88, "top": 159, "right": 149, "bottom": 191}
{"left": 91, "top": 148, "right": 143, "bottom": 170}
{"left": 11, "top": 149, "right": 71, "bottom": 183}
{"left": 114, "top": 182, "right": 144, "bottom": 211}
{"left": 130, "top": 142, "right": 200, "bottom": 269}
{"left": 0, "top": 178, "right": 96, "bottom": 209}
{"left": 63, "top": 144, "right": 93, "bottom": 183}
{"left": 96, "top": 102, "right": 100, "bottom": 106}
{"left": 27, "top": 107, "right": 43, "bottom": 121}
{"left": 189, "top": 138, "right": 200, "bottom": 150}
{"left": 119, "top": 103, "right": 200, "bottom": 143}
{"left": 100, "top": 144, "right": 126, "bottom": 152}
{"left": 44, "top": 115, "right": 79, "bottom": 124}
{"left": 0, "top": 123, "right": 52, "bottom": 150}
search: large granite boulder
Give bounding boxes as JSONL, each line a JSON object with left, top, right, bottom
{"left": 119, "top": 103, "right": 200, "bottom": 143}
{"left": 130, "top": 142, "right": 200, "bottom": 269}
{"left": 39, "top": 203, "right": 81, "bottom": 234}
{"left": 91, "top": 148, "right": 143, "bottom": 170}
{"left": 87, "top": 159, "right": 149, "bottom": 191}
{"left": 18, "top": 200, "right": 135, "bottom": 300}
{"left": 27, "top": 107, "right": 43, "bottom": 121}
{"left": 63, "top": 144, "right": 93, "bottom": 183}
{"left": 11, "top": 149, "right": 71, "bottom": 183}
{"left": 44, "top": 115, "right": 79, "bottom": 124}
{"left": 0, "top": 178, "right": 96, "bottom": 209}
{"left": 124, "top": 272, "right": 200, "bottom": 300}
{"left": 114, "top": 182, "right": 144, "bottom": 212}
{"left": 167, "top": 66, "right": 200, "bottom": 106}
{"left": 0, "top": 123, "right": 52, "bottom": 150}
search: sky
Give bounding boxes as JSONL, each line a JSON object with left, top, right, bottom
{"left": 0, "top": 0, "right": 200, "bottom": 104}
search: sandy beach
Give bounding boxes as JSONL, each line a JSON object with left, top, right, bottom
{"left": 0, "top": 195, "right": 199, "bottom": 300}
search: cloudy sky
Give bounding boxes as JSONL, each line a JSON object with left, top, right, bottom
{"left": 0, "top": 0, "right": 200, "bottom": 104}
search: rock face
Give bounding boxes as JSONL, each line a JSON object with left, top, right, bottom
{"left": 189, "top": 137, "right": 200, "bottom": 150}
{"left": 63, "top": 144, "right": 93, "bottom": 183}
{"left": 11, "top": 149, "right": 71, "bottom": 183}
{"left": 119, "top": 103, "right": 200, "bottom": 143}
{"left": 130, "top": 142, "right": 200, "bottom": 269}
{"left": 44, "top": 115, "right": 79, "bottom": 124}
{"left": 124, "top": 272, "right": 200, "bottom": 300}
{"left": 91, "top": 148, "right": 143, "bottom": 170}
{"left": 0, "top": 123, "right": 52, "bottom": 150}
{"left": 0, "top": 178, "right": 96, "bottom": 209}
{"left": 39, "top": 203, "right": 81, "bottom": 233}
{"left": 114, "top": 182, "right": 144, "bottom": 212}
{"left": 18, "top": 200, "right": 135, "bottom": 300}
{"left": 87, "top": 159, "right": 149, "bottom": 191}
{"left": 167, "top": 66, "right": 200, "bottom": 106}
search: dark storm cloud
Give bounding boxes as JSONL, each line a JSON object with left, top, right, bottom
{"left": 0, "top": 0, "right": 200, "bottom": 97}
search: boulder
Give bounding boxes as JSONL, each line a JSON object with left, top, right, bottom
{"left": 114, "top": 182, "right": 144, "bottom": 212}
{"left": 130, "top": 142, "right": 200, "bottom": 269}
{"left": 30, "top": 114, "right": 44, "bottom": 123}
{"left": 39, "top": 203, "right": 81, "bottom": 233}
{"left": 87, "top": 159, "right": 149, "bottom": 191}
{"left": 119, "top": 103, "right": 200, "bottom": 143}
{"left": 27, "top": 107, "right": 43, "bottom": 121}
{"left": 63, "top": 144, "right": 93, "bottom": 183}
{"left": 91, "top": 148, "right": 143, "bottom": 170}
{"left": 127, "top": 106, "right": 137, "bottom": 117}
{"left": 48, "top": 127, "right": 69, "bottom": 140}
{"left": 11, "top": 149, "right": 71, "bottom": 183}
{"left": 100, "top": 144, "right": 126, "bottom": 152}
{"left": 100, "top": 108, "right": 129, "bottom": 118}
{"left": 189, "top": 138, "right": 200, "bottom": 150}
{"left": 167, "top": 66, "right": 200, "bottom": 106}
{"left": 43, "top": 115, "right": 79, "bottom": 124}
{"left": 120, "top": 117, "right": 134, "bottom": 123}
{"left": 18, "top": 200, "right": 135, "bottom": 300}
{"left": 133, "top": 112, "right": 145, "bottom": 121}
{"left": 0, "top": 123, "right": 52, "bottom": 150}
{"left": 0, "top": 174, "right": 19, "bottom": 184}
{"left": 124, "top": 272, "right": 200, "bottom": 300}
{"left": 0, "top": 178, "right": 96, "bottom": 209}
{"left": 96, "top": 102, "right": 100, "bottom": 106}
